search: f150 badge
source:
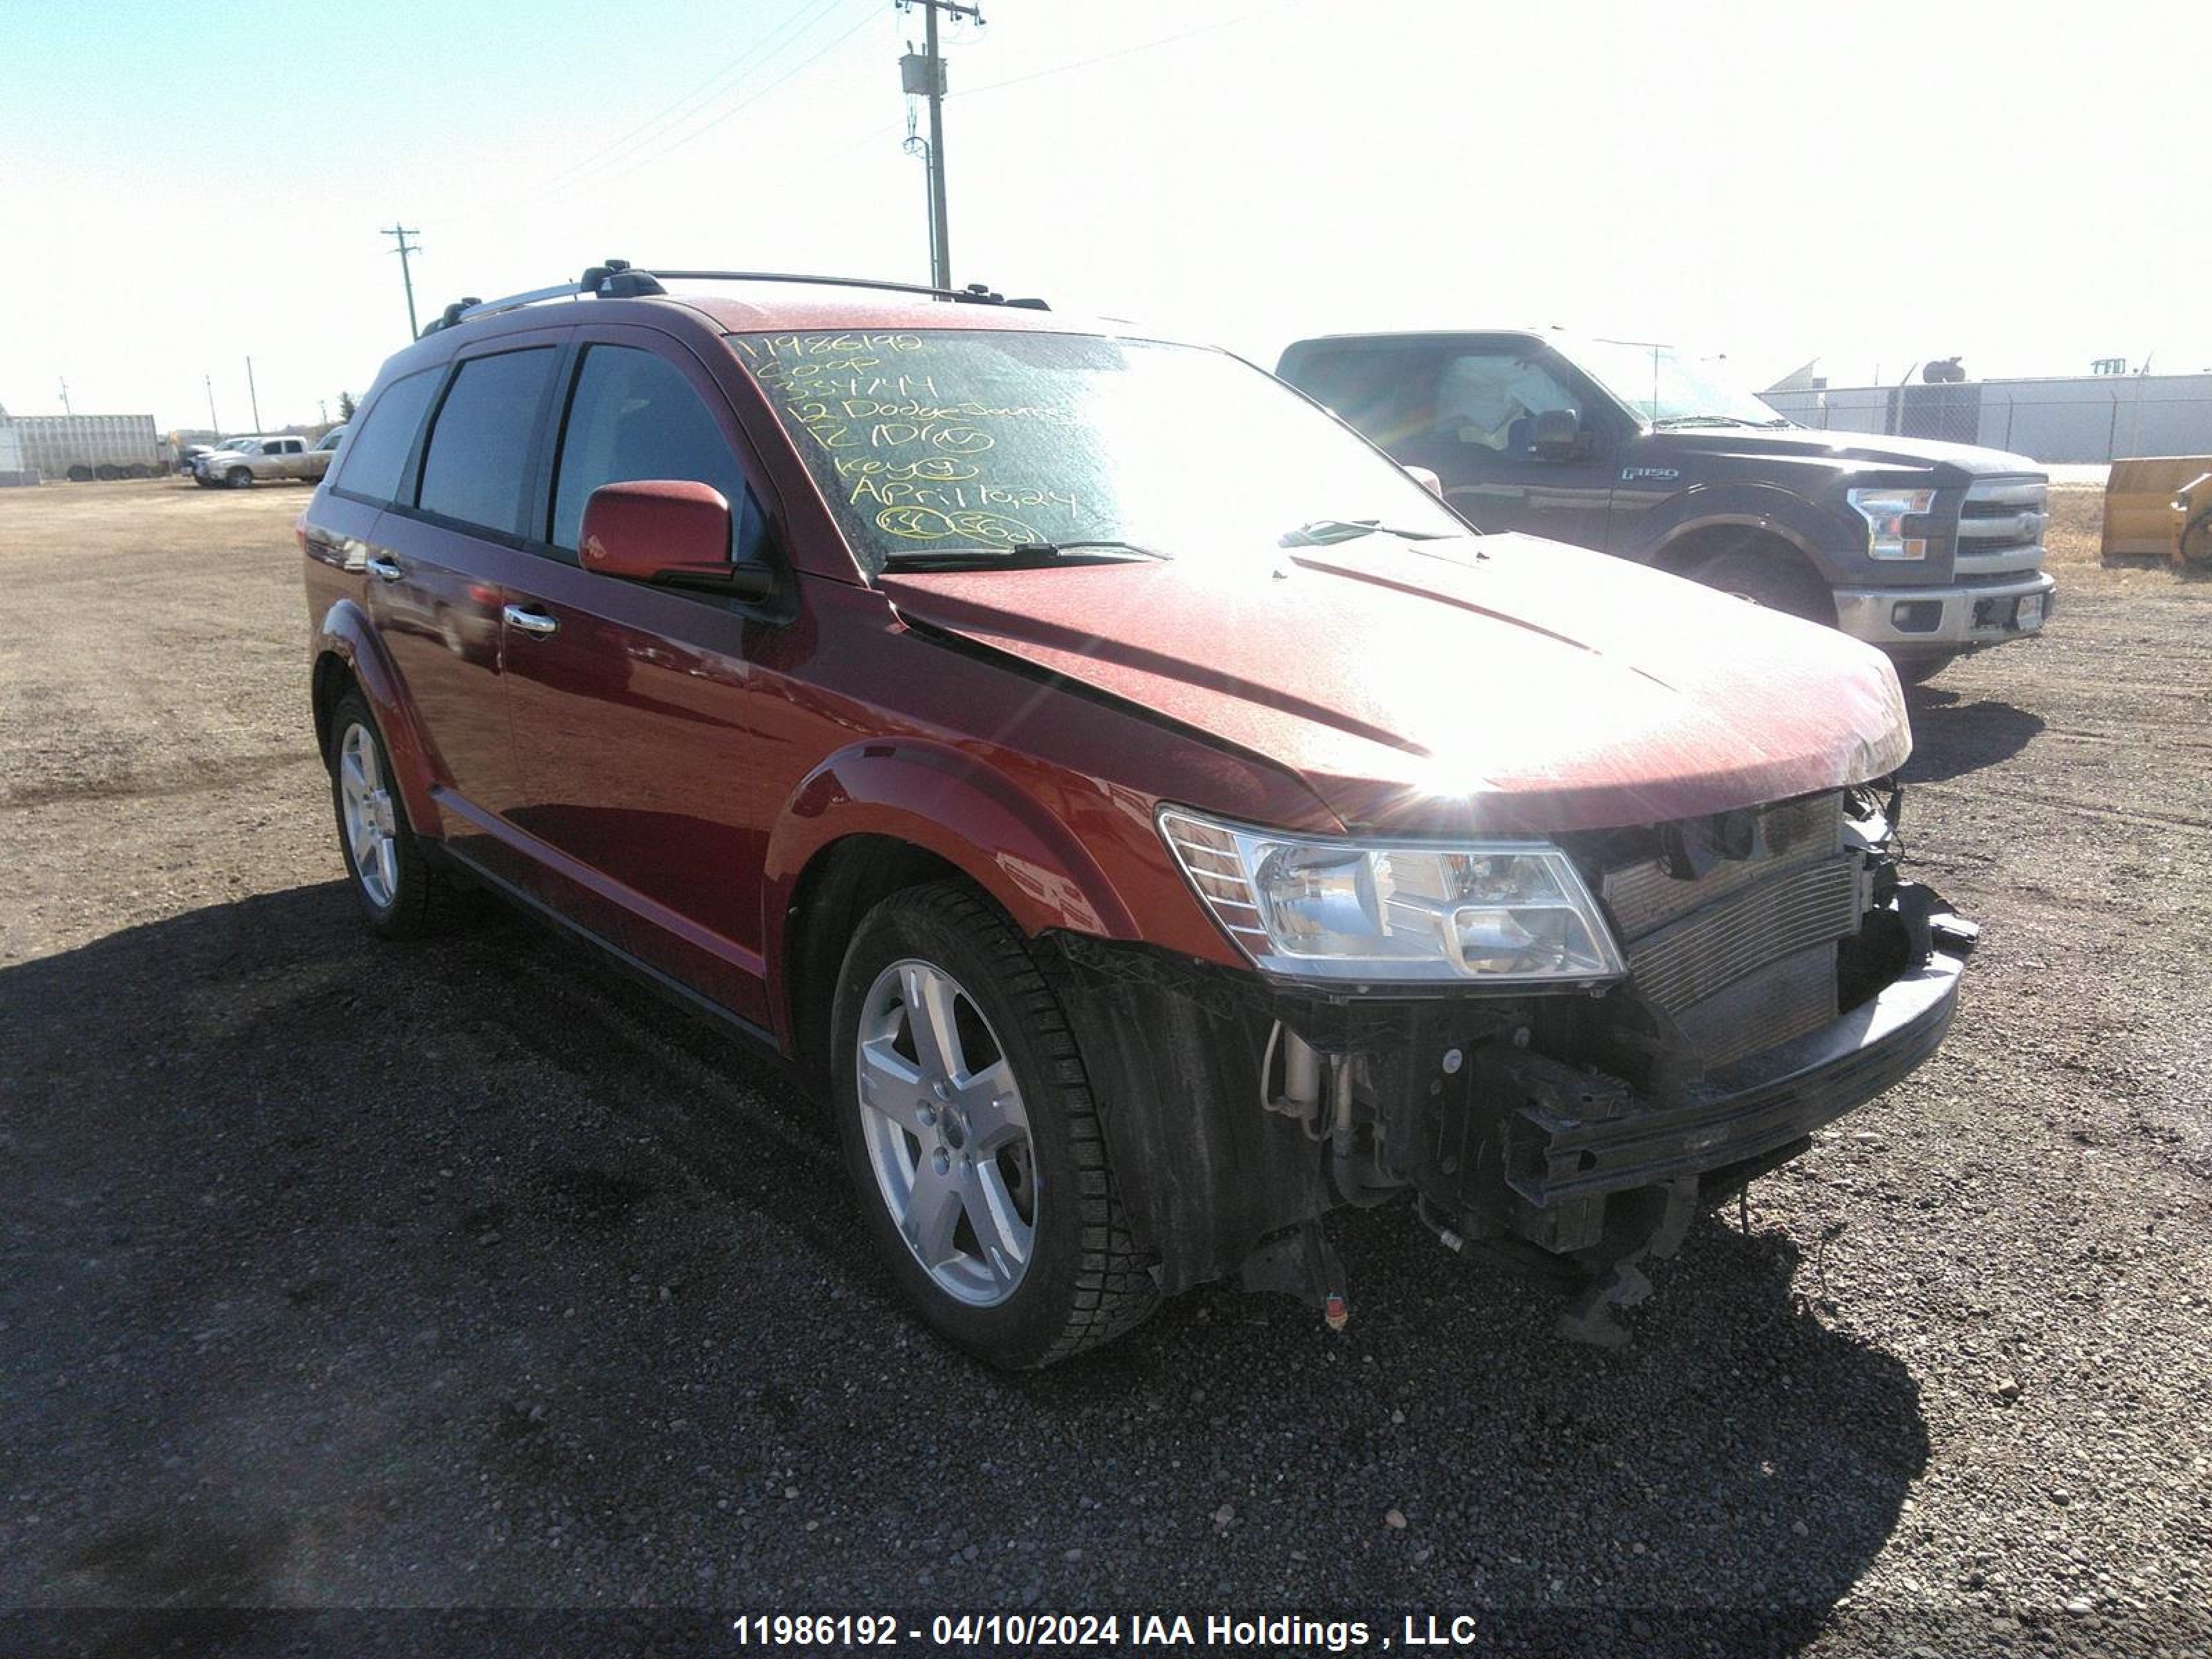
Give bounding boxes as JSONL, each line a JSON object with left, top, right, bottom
{"left": 1621, "top": 466, "right": 1681, "bottom": 482}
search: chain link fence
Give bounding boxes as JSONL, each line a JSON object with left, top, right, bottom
{"left": 1760, "top": 380, "right": 2212, "bottom": 465}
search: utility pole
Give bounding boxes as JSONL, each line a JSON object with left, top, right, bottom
{"left": 205, "top": 373, "right": 220, "bottom": 438}
{"left": 898, "top": 0, "right": 982, "bottom": 290}
{"left": 245, "top": 357, "right": 262, "bottom": 432}
{"left": 382, "top": 223, "right": 423, "bottom": 340}
{"left": 57, "top": 378, "right": 71, "bottom": 415}
{"left": 319, "top": 398, "right": 329, "bottom": 425}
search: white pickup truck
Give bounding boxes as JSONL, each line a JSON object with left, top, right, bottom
{"left": 192, "top": 428, "right": 345, "bottom": 488}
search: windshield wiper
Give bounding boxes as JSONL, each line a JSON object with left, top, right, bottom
{"left": 1280, "top": 518, "right": 1453, "bottom": 547}
{"left": 1651, "top": 414, "right": 1791, "bottom": 429}
{"left": 880, "top": 539, "right": 1170, "bottom": 572}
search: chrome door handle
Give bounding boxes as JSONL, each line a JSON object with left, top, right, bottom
{"left": 503, "top": 604, "right": 559, "bottom": 637}
{"left": 364, "top": 555, "right": 404, "bottom": 582}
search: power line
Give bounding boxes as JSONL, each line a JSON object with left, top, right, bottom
{"left": 482, "top": 0, "right": 855, "bottom": 208}
{"left": 951, "top": 0, "right": 1305, "bottom": 100}
{"left": 554, "top": 7, "right": 885, "bottom": 200}
{"left": 429, "top": 0, "right": 877, "bottom": 227}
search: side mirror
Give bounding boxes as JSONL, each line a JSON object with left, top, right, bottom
{"left": 1404, "top": 464, "right": 1445, "bottom": 499}
{"left": 579, "top": 480, "right": 773, "bottom": 602}
{"left": 1533, "top": 407, "right": 1581, "bottom": 462}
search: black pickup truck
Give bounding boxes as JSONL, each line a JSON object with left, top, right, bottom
{"left": 1276, "top": 330, "right": 2056, "bottom": 684}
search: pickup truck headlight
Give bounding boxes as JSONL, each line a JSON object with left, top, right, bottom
{"left": 1157, "top": 807, "right": 1626, "bottom": 986}
{"left": 1848, "top": 487, "right": 1938, "bottom": 561}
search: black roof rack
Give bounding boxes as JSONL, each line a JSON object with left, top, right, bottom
{"left": 647, "top": 270, "right": 1050, "bottom": 310}
{"left": 420, "top": 260, "right": 1048, "bottom": 333}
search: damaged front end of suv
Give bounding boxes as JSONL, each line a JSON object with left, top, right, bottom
{"left": 1054, "top": 779, "right": 1974, "bottom": 1346}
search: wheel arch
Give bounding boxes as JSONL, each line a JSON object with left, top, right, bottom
{"left": 1653, "top": 517, "right": 1837, "bottom": 627}
{"left": 763, "top": 740, "right": 1144, "bottom": 1077}
{"left": 779, "top": 833, "right": 968, "bottom": 1093}
{"left": 310, "top": 599, "right": 443, "bottom": 838}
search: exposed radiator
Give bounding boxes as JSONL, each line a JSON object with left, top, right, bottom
{"left": 1600, "top": 793, "right": 1863, "bottom": 1069}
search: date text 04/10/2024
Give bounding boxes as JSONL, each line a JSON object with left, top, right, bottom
{"left": 729, "top": 1613, "right": 1489, "bottom": 1650}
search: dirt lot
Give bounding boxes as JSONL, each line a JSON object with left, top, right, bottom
{"left": 3, "top": 480, "right": 2207, "bottom": 1656}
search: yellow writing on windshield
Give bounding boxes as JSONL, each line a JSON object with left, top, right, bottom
{"left": 747, "top": 332, "right": 1087, "bottom": 547}
{"left": 875, "top": 507, "right": 1039, "bottom": 544}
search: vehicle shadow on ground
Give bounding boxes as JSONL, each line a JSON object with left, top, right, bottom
{"left": 1902, "top": 686, "right": 2044, "bottom": 783}
{"left": 3, "top": 883, "right": 1924, "bottom": 1645}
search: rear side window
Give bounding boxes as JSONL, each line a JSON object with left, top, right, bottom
{"left": 416, "top": 348, "right": 558, "bottom": 534}
{"left": 335, "top": 369, "right": 439, "bottom": 503}
{"left": 549, "top": 346, "right": 761, "bottom": 557}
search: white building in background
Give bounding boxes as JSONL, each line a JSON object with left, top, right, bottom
{"left": 1761, "top": 372, "right": 2212, "bottom": 464}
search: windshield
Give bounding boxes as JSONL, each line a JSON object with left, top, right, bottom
{"left": 734, "top": 330, "right": 1465, "bottom": 575}
{"left": 1572, "top": 339, "right": 1793, "bottom": 429}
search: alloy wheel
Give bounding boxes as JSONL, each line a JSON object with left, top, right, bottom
{"left": 854, "top": 958, "right": 1038, "bottom": 1306}
{"left": 337, "top": 722, "right": 400, "bottom": 908}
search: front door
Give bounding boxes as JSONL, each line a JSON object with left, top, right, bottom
{"left": 1394, "top": 344, "right": 1619, "bottom": 550}
{"left": 497, "top": 331, "right": 781, "bottom": 1027}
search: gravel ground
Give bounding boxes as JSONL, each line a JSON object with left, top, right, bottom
{"left": 1, "top": 481, "right": 2207, "bottom": 1657}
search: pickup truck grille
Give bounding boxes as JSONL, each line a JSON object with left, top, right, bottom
{"left": 1600, "top": 794, "right": 1863, "bottom": 1069}
{"left": 1956, "top": 476, "right": 2049, "bottom": 579}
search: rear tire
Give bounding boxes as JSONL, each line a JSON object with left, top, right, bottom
{"left": 1689, "top": 545, "right": 1833, "bottom": 624}
{"left": 326, "top": 690, "right": 451, "bottom": 939}
{"left": 829, "top": 881, "right": 1156, "bottom": 1369}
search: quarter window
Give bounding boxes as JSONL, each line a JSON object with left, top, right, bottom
{"left": 415, "top": 348, "right": 558, "bottom": 534}
{"left": 335, "top": 368, "right": 440, "bottom": 503}
{"left": 550, "top": 345, "right": 761, "bottom": 558}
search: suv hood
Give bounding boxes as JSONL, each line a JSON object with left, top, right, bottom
{"left": 1656, "top": 425, "right": 2042, "bottom": 478}
{"left": 879, "top": 534, "right": 1909, "bottom": 836}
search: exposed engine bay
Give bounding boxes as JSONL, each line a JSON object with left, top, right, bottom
{"left": 1053, "top": 780, "right": 1978, "bottom": 1347}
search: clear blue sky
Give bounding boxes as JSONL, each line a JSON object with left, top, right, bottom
{"left": 4, "top": 0, "right": 2204, "bottom": 431}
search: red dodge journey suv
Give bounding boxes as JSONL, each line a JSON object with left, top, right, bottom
{"left": 301, "top": 263, "right": 1976, "bottom": 1365}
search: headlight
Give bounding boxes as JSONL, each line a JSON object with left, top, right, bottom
{"left": 1847, "top": 487, "right": 1938, "bottom": 561}
{"left": 1157, "top": 807, "right": 1625, "bottom": 986}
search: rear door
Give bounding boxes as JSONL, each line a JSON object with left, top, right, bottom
{"left": 362, "top": 334, "right": 564, "bottom": 831}
{"left": 496, "top": 327, "right": 783, "bottom": 1024}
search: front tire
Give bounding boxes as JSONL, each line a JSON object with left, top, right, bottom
{"left": 227, "top": 466, "right": 252, "bottom": 489}
{"left": 1891, "top": 651, "right": 1960, "bottom": 687}
{"left": 327, "top": 690, "right": 450, "bottom": 938}
{"left": 1690, "top": 545, "right": 1833, "bottom": 624}
{"left": 830, "top": 882, "right": 1156, "bottom": 1368}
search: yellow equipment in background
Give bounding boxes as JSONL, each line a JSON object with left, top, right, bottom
{"left": 2103, "top": 456, "right": 2212, "bottom": 567}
